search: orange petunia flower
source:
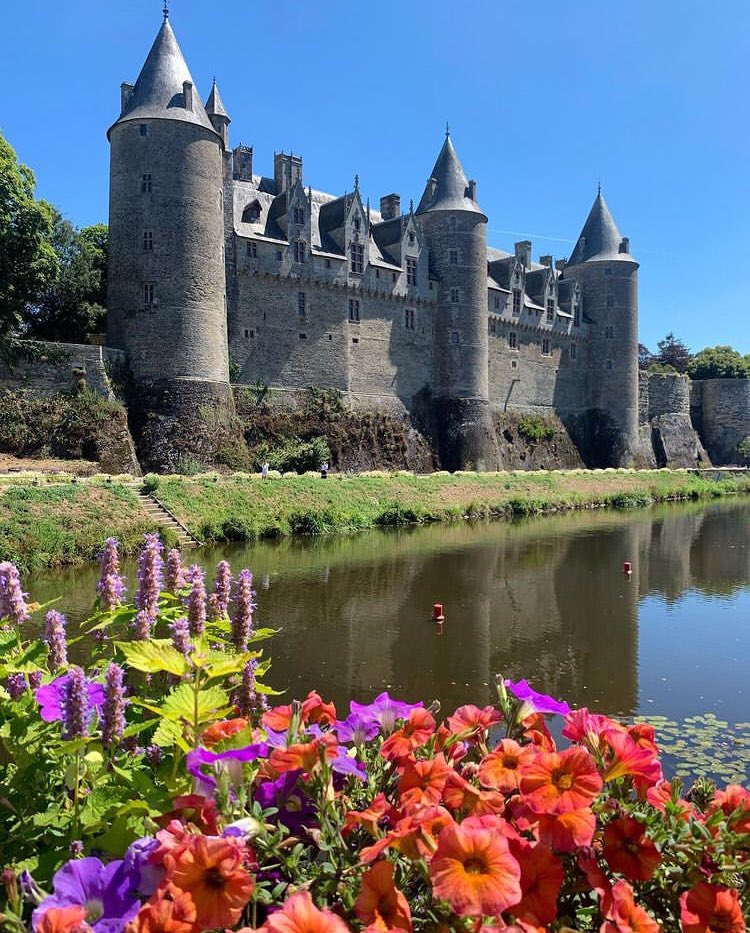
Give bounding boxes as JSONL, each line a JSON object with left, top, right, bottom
{"left": 508, "top": 800, "right": 596, "bottom": 853}
{"left": 355, "top": 860, "right": 412, "bottom": 931}
{"left": 36, "top": 907, "right": 91, "bottom": 933}
{"left": 360, "top": 807, "right": 454, "bottom": 864}
{"left": 429, "top": 820, "right": 522, "bottom": 917}
{"left": 603, "top": 816, "right": 661, "bottom": 882}
{"left": 344, "top": 792, "right": 401, "bottom": 837}
{"left": 380, "top": 708, "right": 436, "bottom": 762}
{"left": 262, "top": 890, "right": 350, "bottom": 933}
{"left": 446, "top": 705, "right": 501, "bottom": 744}
{"left": 164, "top": 835, "right": 254, "bottom": 930}
{"left": 679, "top": 882, "right": 746, "bottom": 933}
{"left": 577, "top": 850, "right": 613, "bottom": 917}
{"left": 262, "top": 703, "right": 294, "bottom": 733}
{"left": 601, "top": 879, "right": 660, "bottom": 933}
{"left": 129, "top": 894, "right": 197, "bottom": 933}
{"left": 478, "top": 739, "right": 535, "bottom": 794}
{"left": 398, "top": 753, "right": 451, "bottom": 811}
{"left": 300, "top": 690, "right": 337, "bottom": 727}
{"left": 441, "top": 770, "right": 504, "bottom": 817}
{"left": 201, "top": 718, "right": 249, "bottom": 748}
{"left": 270, "top": 734, "right": 338, "bottom": 774}
{"left": 507, "top": 837, "right": 564, "bottom": 926}
{"left": 601, "top": 730, "right": 662, "bottom": 791}
{"left": 706, "top": 784, "right": 750, "bottom": 834}
{"left": 519, "top": 746, "right": 602, "bottom": 814}
{"left": 521, "top": 713, "right": 556, "bottom": 752}
{"left": 155, "top": 795, "right": 219, "bottom": 835}
{"left": 646, "top": 780, "right": 695, "bottom": 822}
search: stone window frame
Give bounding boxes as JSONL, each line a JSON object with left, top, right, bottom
{"left": 141, "top": 173, "right": 152, "bottom": 193}
{"left": 143, "top": 282, "right": 155, "bottom": 307}
{"left": 353, "top": 215, "right": 362, "bottom": 232}
{"left": 606, "top": 359, "right": 614, "bottom": 371}
{"left": 348, "top": 298, "right": 360, "bottom": 323}
{"left": 546, "top": 298, "right": 555, "bottom": 322}
{"left": 404, "top": 308, "right": 415, "bottom": 330}
{"left": 242, "top": 201, "right": 262, "bottom": 223}
{"left": 512, "top": 289, "right": 522, "bottom": 315}
{"left": 449, "top": 249, "right": 458, "bottom": 265}
{"left": 247, "top": 241, "right": 257, "bottom": 258}
{"left": 450, "top": 287, "right": 460, "bottom": 304}
{"left": 605, "top": 325, "right": 615, "bottom": 339}
{"left": 606, "top": 294, "right": 614, "bottom": 309}
{"left": 511, "top": 358, "right": 518, "bottom": 370}
{"left": 292, "top": 206, "right": 305, "bottom": 226}
{"left": 350, "top": 243, "right": 364, "bottom": 274}
{"left": 450, "top": 330, "right": 460, "bottom": 346}
{"left": 573, "top": 303, "right": 581, "bottom": 327}
{"left": 293, "top": 240, "right": 306, "bottom": 264}
{"left": 570, "top": 341, "right": 577, "bottom": 360}
{"left": 508, "top": 331, "right": 518, "bottom": 351}
{"left": 299, "top": 333, "right": 307, "bottom": 340}
{"left": 142, "top": 230, "right": 153, "bottom": 252}
{"left": 493, "top": 295, "right": 501, "bottom": 311}
{"left": 406, "top": 257, "right": 417, "bottom": 286}
{"left": 297, "top": 291, "right": 306, "bottom": 318}
{"left": 276, "top": 249, "right": 283, "bottom": 261}
{"left": 541, "top": 337, "right": 551, "bottom": 356}
{"left": 139, "top": 124, "right": 150, "bottom": 137}
{"left": 408, "top": 231, "right": 416, "bottom": 245}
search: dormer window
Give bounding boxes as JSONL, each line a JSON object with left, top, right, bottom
{"left": 293, "top": 207, "right": 305, "bottom": 225}
{"left": 409, "top": 231, "right": 416, "bottom": 245}
{"left": 573, "top": 303, "right": 581, "bottom": 327}
{"left": 512, "top": 289, "right": 521, "bottom": 315}
{"left": 294, "top": 240, "right": 306, "bottom": 263}
{"left": 353, "top": 216, "right": 361, "bottom": 232}
{"left": 350, "top": 243, "right": 364, "bottom": 274}
{"left": 546, "top": 299, "right": 554, "bottom": 322}
{"left": 406, "top": 257, "right": 417, "bottom": 286}
{"left": 241, "top": 201, "right": 261, "bottom": 223}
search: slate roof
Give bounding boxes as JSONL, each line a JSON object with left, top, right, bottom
{"left": 568, "top": 191, "right": 635, "bottom": 264}
{"left": 416, "top": 135, "right": 486, "bottom": 217}
{"left": 109, "top": 19, "right": 217, "bottom": 137}
{"left": 205, "top": 79, "right": 229, "bottom": 119}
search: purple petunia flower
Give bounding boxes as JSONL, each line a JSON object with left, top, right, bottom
{"left": 255, "top": 770, "right": 316, "bottom": 835}
{"left": 0, "top": 561, "right": 30, "bottom": 625}
{"left": 165, "top": 548, "right": 185, "bottom": 594}
{"left": 185, "top": 565, "right": 206, "bottom": 637}
{"left": 349, "top": 691, "right": 423, "bottom": 735}
{"left": 334, "top": 711, "right": 381, "bottom": 745}
{"left": 97, "top": 539, "right": 126, "bottom": 610}
{"left": 213, "top": 560, "right": 233, "bottom": 617}
{"left": 186, "top": 743, "right": 269, "bottom": 796}
{"left": 504, "top": 678, "right": 571, "bottom": 717}
{"left": 102, "top": 663, "right": 126, "bottom": 749}
{"left": 44, "top": 610, "right": 68, "bottom": 672}
{"left": 32, "top": 858, "right": 140, "bottom": 933}
{"left": 122, "top": 837, "right": 163, "bottom": 897}
{"left": 36, "top": 672, "right": 105, "bottom": 727}
{"left": 231, "top": 569, "right": 256, "bottom": 651}
{"left": 135, "top": 533, "right": 163, "bottom": 619}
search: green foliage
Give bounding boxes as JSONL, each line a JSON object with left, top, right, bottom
{"left": 737, "top": 436, "right": 750, "bottom": 465}
{"left": 253, "top": 436, "right": 331, "bottom": 474}
{"left": 0, "top": 130, "right": 59, "bottom": 341}
{"left": 688, "top": 345, "right": 750, "bottom": 380}
{"left": 647, "top": 360, "right": 679, "bottom": 374}
{"left": 655, "top": 331, "right": 691, "bottom": 373}
{"left": 517, "top": 415, "right": 556, "bottom": 443}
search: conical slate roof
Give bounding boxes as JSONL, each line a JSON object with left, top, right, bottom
{"left": 109, "top": 19, "right": 216, "bottom": 137}
{"left": 205, "top": 79, "right": 229, "bottom": 120}
{"left": 568, "top": 191, "right": 634, "bottom": 264}
{"left": 416, "top": 135, "right": 486, "bottom": 217}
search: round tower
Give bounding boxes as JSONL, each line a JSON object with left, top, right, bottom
{"left": 416, "top": 133, "right": 498, "bottom": 470}
{"left": 562, "top": 190, "right": 639, "bottom": 466}
{"left": 107, "top": 13, "right": 231, "bottom": 469}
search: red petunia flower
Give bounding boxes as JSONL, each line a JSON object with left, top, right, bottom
{"left": 508, "top": 837, "right": 564, "bottom": 926}
{"left": 380, "top": 708, "right": 436, "bottom": 762}
{"left": 270, "top": 734, "right": 338, "bottom": 774}
{"left": 577, "top": 850, "right": 613, "bottom": 917}
{"left": 262, "top": 703, "right": 295, "bottom": 733}
{"left": 355, "top": 860, "right": 412, "bottom": 931}
{"left": 680, "top": 882, "right": 746, "bottom": 933}
{"left": 478, "top": 739, "right": 535, "bottom": 794}
{"left": 706, "top": 784, "right": 750, "bottom": 835}
{"left": 446, "top": 705, "right": 501, "bottom": 744}
{"left": 128, "top": 894, "right": 197, "bottom": 933}
{"left": 398, "top": 754, "right": 451, "bottom": 811}
{"left": 603, "top": 816, "right": 661, "bottom": 882}
{"left": 261, "top": 890, "right": 350, "bottom": 933}
{"left": 344, "top": 792, "right": 401, "bottom": 837}
{"left": 155, "top": 795, "right": 219, "bottom": 835}
{"left": 646, "top": 780, "right": 695, "bottom": 822}
{"left": 601, "top": 730, "right": 662, "bottom": 792}
{"left": 36, "top": 907, "right": 91, "bottom": 933}
{"left": 201, "top": 717, "right": 249, "bottom": 747}
{"left": 441, "top": 770, "right": 504, "bottom": 817}
{"left": 601, "top": 879, "right": 660, "bottom": 932}
{"left": 511, "top": 802, "right": 596, "bottom": 852}
{"left": 429, "top": 821, "right": 522, "bottom": 917}
{"left": 300, "top": 690, "right": 337, "bottom": 727}
{"left": 519, "top": 746, "right": 602, "bottom": 813}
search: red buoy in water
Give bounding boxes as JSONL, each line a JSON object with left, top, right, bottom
{"left": 623, "top": 561, "right": 632, "bottom": 574}
{"left": 433, "top": 602, "right": 445, "bottom": 622}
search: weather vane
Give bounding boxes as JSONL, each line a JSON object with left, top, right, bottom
{"left": 163, "top": 0, "right": 169, "bottom": 20}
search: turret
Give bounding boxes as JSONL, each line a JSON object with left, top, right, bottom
{"left": 563, "top": 189, "right": 639, "bottom": 465}
{"left": 205, "top": 79, "right": 230, "bottom": 148}
{"left": 416, "top": 132, "right": 498, "bottom": 470}
{"left": 106, "top": 13, "right": 232, "bottom": 469}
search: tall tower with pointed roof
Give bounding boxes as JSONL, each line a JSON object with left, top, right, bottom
{"left": 562, "top": 190, "right": 639, "bottom": 465}
{"left": 416, "top": 134, "right": 499, "bottom": 469}
{"left": 107, "top": 13, "right": 231, "bottom": 469}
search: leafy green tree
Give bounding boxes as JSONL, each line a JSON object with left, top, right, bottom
{"left": 655, "top": 332, "right": 691, "bottom": 373}
{"left": 0, "top": 131, "right": 58, "bottom": 340}
{"left": 24, "top": 211, "right": 107, "bottom": 342}
{"left": 688, "top": 345, "right": 750, "bottom": 379}
{"left": 638, "top": 343, "right": 653, "bottom": 370}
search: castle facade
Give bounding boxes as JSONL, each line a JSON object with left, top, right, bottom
{"left": 107, "top": 14, "right": 641, "bottom": 470}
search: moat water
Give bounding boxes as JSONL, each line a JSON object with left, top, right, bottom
{"left": 26, "top": 499, "right": 750, "bottom": 781}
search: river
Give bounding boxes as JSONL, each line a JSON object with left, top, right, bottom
{"left": 25, "top": 498, "right": 750, "bottom": 782}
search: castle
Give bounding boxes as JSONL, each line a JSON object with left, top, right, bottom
{"left": 103, "top": 13, "right": 683, "bottom": 471}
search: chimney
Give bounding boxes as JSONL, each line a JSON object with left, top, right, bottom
{"left": 380, "top": 193, "right": 401, "bottom": 221}
{"left": 539, "top": 255, "right": 553, "bottom": 267}
{"left": 555, "top": 259, "right": 568, "bottom": 272}
{"left": 514, "top": 240, "right": 532, "bottom": 268}
{"left": 467, "top": 179, "right": 477, "bottom": 201}
{"left": 274, "top": 152, "right": 303, "bottom": 193}
{"left": 232, "top": 145, "right": 253, "bottom": 182}
{"left": 120, "top": 83, "right": 134, "bottom": 115}
{"left": 619, "top": 236, "right": 630, "bottom": 254}
{"left": 183, "top": 80, "right": 193, "bottom": 111}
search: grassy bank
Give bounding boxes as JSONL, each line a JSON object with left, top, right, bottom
{"left": 153, "top": 468, "right": 750, "bottom": 543}
{"left": 1, "top": 469, "right": 748, "bottom": 572}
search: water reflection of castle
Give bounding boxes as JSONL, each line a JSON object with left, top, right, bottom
{"left": 258, "top": 502, "right": 750, "bottom": 716}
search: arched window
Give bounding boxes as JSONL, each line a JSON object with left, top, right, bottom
{"left": 242, "top": 200, "right": 262, "bottom": 223}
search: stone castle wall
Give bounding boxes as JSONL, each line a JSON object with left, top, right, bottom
{"left": 0, "top": 343, "right": 126, "bottom": 400}
{"left": 647, "top": 372, "right": 691, "bottom": 419}
{"left": 692, "top": 379, "right": 750, "bottom": 464}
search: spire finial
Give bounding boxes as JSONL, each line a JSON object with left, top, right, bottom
{"left": 354, "top": 173, "right": 360, "bottom": 190}
{"left": 445, "top": 121, "right": 450, "bottom": 139}
{"left": 597, "top": 178, "right": 602, "bottom": 196}
{"left": 162, "top": 0, "right": 169, "bottom": 20}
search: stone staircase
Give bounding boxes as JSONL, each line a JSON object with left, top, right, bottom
{"left": 134, "top": 491, "right": 201, "bottom": 549}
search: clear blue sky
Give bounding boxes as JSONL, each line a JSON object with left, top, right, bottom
{"left": 2, "top": 0, "right": 748, "bottom": 353}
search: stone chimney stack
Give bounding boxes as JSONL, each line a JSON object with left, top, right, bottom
{"left": 380, "top": 193, "right": 401, "bottom": 220}
{"left": 182, "top": 80, "right": 193, "bottom": 111}
{"left": 514, "top": 240, "right": 532, "bottom": 268}
{"left": 539, "top": 254, "right": 553, "bottom": 267}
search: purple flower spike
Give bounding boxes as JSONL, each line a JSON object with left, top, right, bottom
{"left": 97, "top": 538, "right": 126, "bottom": 609}
{"left": 185, "top": 565, "right": 206, "bottom": 637}
{"left": 6, "top": 673, "right": 27, "bottom": 700}
{"left": 135, "top": 533, "right": 163, "bottom": 618}
{"left": 44, "top": 610, "right": 68, "bottom": 672}
{"left": 102, "top": 663, "right": 126, "bottom": 749}
{"left": 133, "top": 609, "right": 153, "bottom": 641}
{"left": 186, "top": 743, "right": 269, "bottom": 796}
{"left": 235, "top": 658, "right": 258, "bottom": 718}
{"left": 61, "top": 666, "right": 95, "bottom": 739}
{"left": 349, "top": 691, "right": 423, "bottom": 736}
{"left": 165, "top": 548, "right": 184, "bottom": 594}
{"left": 28, "top": 671, "right": 43, "bottom": 690}
{"left": 504, "top": 678, "right": 571, "bottom": 717}
{"left": 213, "top": 560, "right": 233, "bottom": 616}
{"left": 0, "top": 561, "right": 30, "bottom": 626}
{"left": 32, "top": 857, "right": 140, "bottom": 933}
{"left": 169, "top": 617, "right": 192, "bottom": 656}
{"left": 36, "top": 672, "right": 104, "bottom": 727}
{"left": 231, "top": 569, "right": 256, "bottom": 651}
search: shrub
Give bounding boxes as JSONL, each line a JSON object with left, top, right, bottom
{"left": 517, "top": 415, "right": 556, "bottom": 443}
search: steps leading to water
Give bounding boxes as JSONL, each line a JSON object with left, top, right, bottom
{"left": 134, "top": 491, "right": 202, "bottom": 549}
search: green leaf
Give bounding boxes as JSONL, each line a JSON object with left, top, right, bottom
{"left": 115, "top": 639, "right": 189, "bottom": 676}
{"left": 3, "top": 639, "right": 46, "bottom": 674}
{"left": 160, "top": 682, "right": 231, "bottom": 725}
{"left": 121, "top": 719, "right": 158, "bottom": 740}
{"left": 151, "top": 718, "right": 189, "bottom": 753}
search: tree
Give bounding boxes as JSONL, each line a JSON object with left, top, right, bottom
{"left": 655, "top": 332, "right": 691, "bottom": 373}
{"left": 688, "top": 345, "right": 750, "bottom": 380}
{"left": 24, "top": 212, "right": 108, "bottom": 342}
{"left": 638, "top": 343, "right": 653, "bottom": 370}
{"left": 0, "top": 131, "right": 58, "bottom": 340}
